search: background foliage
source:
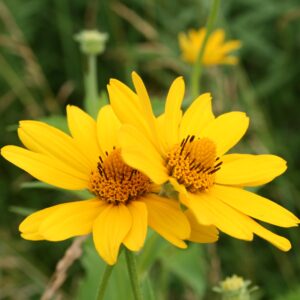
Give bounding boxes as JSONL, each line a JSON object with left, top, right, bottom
{"left": 0, "top": 0, "right": 300, "bottom": 299}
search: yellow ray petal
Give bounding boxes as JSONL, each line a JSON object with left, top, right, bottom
{"left": 67, "top": 105, "right": 102, "bottom": 167}
{"left": 39, "top": 200, "right": 105, "bottom": 241}
{"left": 208, "top": 29, "right": 225, "bottom": 48}
{"left": 93, "top": 203, "right": 132, "bottom": 265}
{"left": 131, "top": 72, "right": 156, "bottom": 124}
{"left": 219, "top": 40, "right": 242, "bottom": 54}
{"left": 185, "top": 210, "right": 219, "bottom": 243}
{"left": 108, "top": 83, "right": 158, "bottom": 149}
{"left": 181, "top": 191, "right": 253, "bottom": 240}
{"left": 245, "top": 217, "right": 291, "bottom": 251}
{"left": 18, "top": 121, "right": 91, "bottom": 174}
{"left": 19, "top": 205, "right": 58, "bottom": 234}
{"left": 21, "top": 232, "right": 44, "bottom": 241}
{"left": 1, "top": 146, "right": 88, "bottom": 190}
{"left": 201, "top": 112, "right": 249, "bottom": 156}
{"left": 211, "top": 185, "right": 299, "bottom": 227}
{"left": 216, "top": 154, "right": 287, "bottom": 186}
{"left": 97, "top": 105, "right": 121, "bottom": 154}
{"left": 123, "top": 201, "right": 148, "bottom": 251}
{"left": 119, "top": 125, "right": 168, "bottom": 184}
{"left": 179, "top": 93, "right": 214, "bottom": 140}
{"left": 19, "top": 200, "right": 104, "bottom": 241}
{"left": 141, "top": 194, "right": 190, "bottom": 248}
{"left": 164, "top": 77, "right": 185, "bottom": 148}
{"left": 155, "top": 113, "right": 169, "bottom": 154}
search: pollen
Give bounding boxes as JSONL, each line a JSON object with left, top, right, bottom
{"left": 166, "top": 136, "right": 222, "bottom": 192}
{"left": 89, "top": 148, "right": 151, "bottom": 204}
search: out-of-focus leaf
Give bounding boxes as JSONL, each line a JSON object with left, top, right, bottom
{"left": 159, "top": 243, "right": 207, "bottom": 296}
{"left": 76, "top": 239, "right": 134, "bottom": 300}
{"left": 9, "top": 205, "right": 34, "bottom": 216}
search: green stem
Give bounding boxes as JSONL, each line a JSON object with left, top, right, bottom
{"left": 190, "top": 0, "right": 220, "bottom": 98}
{"left": 125, "top": 249, "right": 143, "bottom": 300}
{"left": 96, "top": 264, "right": 114, "bottom": 300}
{"left": 84, "top": 54, "right": 98, "bottom": 118}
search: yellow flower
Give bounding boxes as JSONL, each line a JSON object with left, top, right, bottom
{"left": 108, "top": 72, "right": 299, "bottom": 251}
{"left": 1, "top": 105, "right": 212, "bottom": 265}
{"left": 178, "top": 28, "right": 241, "bottom": 65}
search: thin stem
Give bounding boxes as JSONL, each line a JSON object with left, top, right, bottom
{"left": 125, "top": 249, "right": 143, "bottom": 300}
{"left": 84, "top": 54, "right": 98, "bottom": 118}
{"left": 96, "top": 264, "right": 114, "bottom": 300}
{"left": 190, "top": 0, "right": 220, "bottom": 98}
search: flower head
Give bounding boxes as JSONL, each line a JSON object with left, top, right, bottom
{"left": 1, "top": 105, "right": 215, "bottom": 265}
{"left": 213, "top": 274, "right": 258, "bottom": 300}
{"left": 108, "top": 72, "right": 299, "bottom": 251}
{"left": 178, "top": 28, "right": 241, "bottom": 65}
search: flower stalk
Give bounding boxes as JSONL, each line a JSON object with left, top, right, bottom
{"left": 96, "top": 264, "right": 114, "bottom": 300}
{"left": 190, "top": 0, "right": 220, "bottom": 98}
{"left": 125, "top": 249, "right": 143, "bottom": 300}
{"left": 75, "top": 30, "right": 108, "bottom": 117}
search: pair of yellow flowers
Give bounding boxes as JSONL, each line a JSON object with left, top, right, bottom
{"left": 2, "top": 71, "right": 299, "bottom": 265}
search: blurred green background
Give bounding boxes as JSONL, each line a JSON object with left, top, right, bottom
{"left": 0, "top": 0, "right": 300, "bottom": 299}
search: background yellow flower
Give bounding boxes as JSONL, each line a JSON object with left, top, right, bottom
{"left": 179, "top": 28, "right": 241, "bottom": 65}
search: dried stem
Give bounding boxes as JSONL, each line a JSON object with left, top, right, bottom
{"left": 41, "top": 236, "right": 87, "bottom": 300}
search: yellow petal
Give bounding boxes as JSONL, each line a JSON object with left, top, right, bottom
{"left": 108, "top": 83, "right": 158, "bottom": 149}
{"left": 19, "top": 199, "right": 104, "bottom": 241}
{"left": 179, "top": 93, "right": 214, "bottom": 140}
{"left": 244, "top": 217, "right": 291, "bottom": 251}
{"left": 119, "top": 125, "right": 168, "bottom": 184}
{"left": 123, "top": 201, "right": 148, "bottom": 251}
{"left": 20, "top": 205, "right": 58, "bottom": 234}
{"left": 216, "top": 154, "right": 287, "bottom": 186}
{"left": 201, "top": 112, "right": 249, "bottom": 156}
{"left": 155, "top": 113, "right": 169, "bottom": 154}
{"left": 211, "top": 185, "right": 299, "bottom": 227}
{"left": 185, "top": 210, "right": 219, "bottom": 243}
{"left": 18, "top": 121, "right": 91, "bottom": 174}
{"left": 208, "top": 29, "right": 225, "bottom": 48}
{"left": 219, "top": 40, "right": 242, "bottom": 54}
{"left": 1, "top": 146, "right": 88, "bottom": 190}
{"left": 131, "top": 72, "right": 156, "bottom": 123}
{"left": 97, "top": 105, "right": 121, "bottom": 153}
{"left": 21, "top": 232, "right": 44, "bottom": 241}
{"left": 180, "top": 191, "right": 253, "bottom": 240}
{"left": 67, "top": 105, "right": 101, "bottom": 167}
{"left": 164, "top": 77, "right": 185, "bottom": 148}
{"left": 39, "top": 199, "right": 105, "bottom": 240}
{"left": 141, "top": 194, "right": 190, "bottom": 248}
{"left": 93, "top": 203, "right": 132, "bottom": 265}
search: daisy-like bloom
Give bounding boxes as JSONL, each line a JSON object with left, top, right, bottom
{"left": 1, "top": 105, "right": 219, "bottom": 265}
{"left": 108, "top": 72, "right": 299, "bottom": 251}
{"left": 178, "top": 27, "right": 241, "bottom": 65}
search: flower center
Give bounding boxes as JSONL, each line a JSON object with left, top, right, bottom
{"left": 89, "top": 148, "right": 151, "bottom": 204}
{"left": 166, "top": 135, "right": 222, "bottom": 193}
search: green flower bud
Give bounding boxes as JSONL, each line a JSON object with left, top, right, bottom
{"left": 75, "top": 30, "right": 108, "bottom": 55}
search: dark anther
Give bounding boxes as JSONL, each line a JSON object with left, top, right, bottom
{"left": 180, "top": 136, "right": 189, "bottom": 155}
{"left": 209, "top": 167, "right": 221, "bottom": 175}
{"left": 99, "top": 156, "right": 104, "bottom": 163}
{"left": 184, "top": 151, "right": 190, "bottom": 160}
{"left": 105, "top": 151, "right": 109, "bottom": 156}
{"left": 189, "top": 135, "right": 195, "bottom": 142}
{"left": 129, "top": 170, "right": 135, "bottom": 181}
{"left": 102, "top": 169, "right": 108, "bottom": 180}
{"left": 214, "top": 161, "right": 223, "bottom": 168}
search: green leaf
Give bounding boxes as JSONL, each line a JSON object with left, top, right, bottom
{"left": 159, "top": 243, "right": 207, "bottom": 296}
